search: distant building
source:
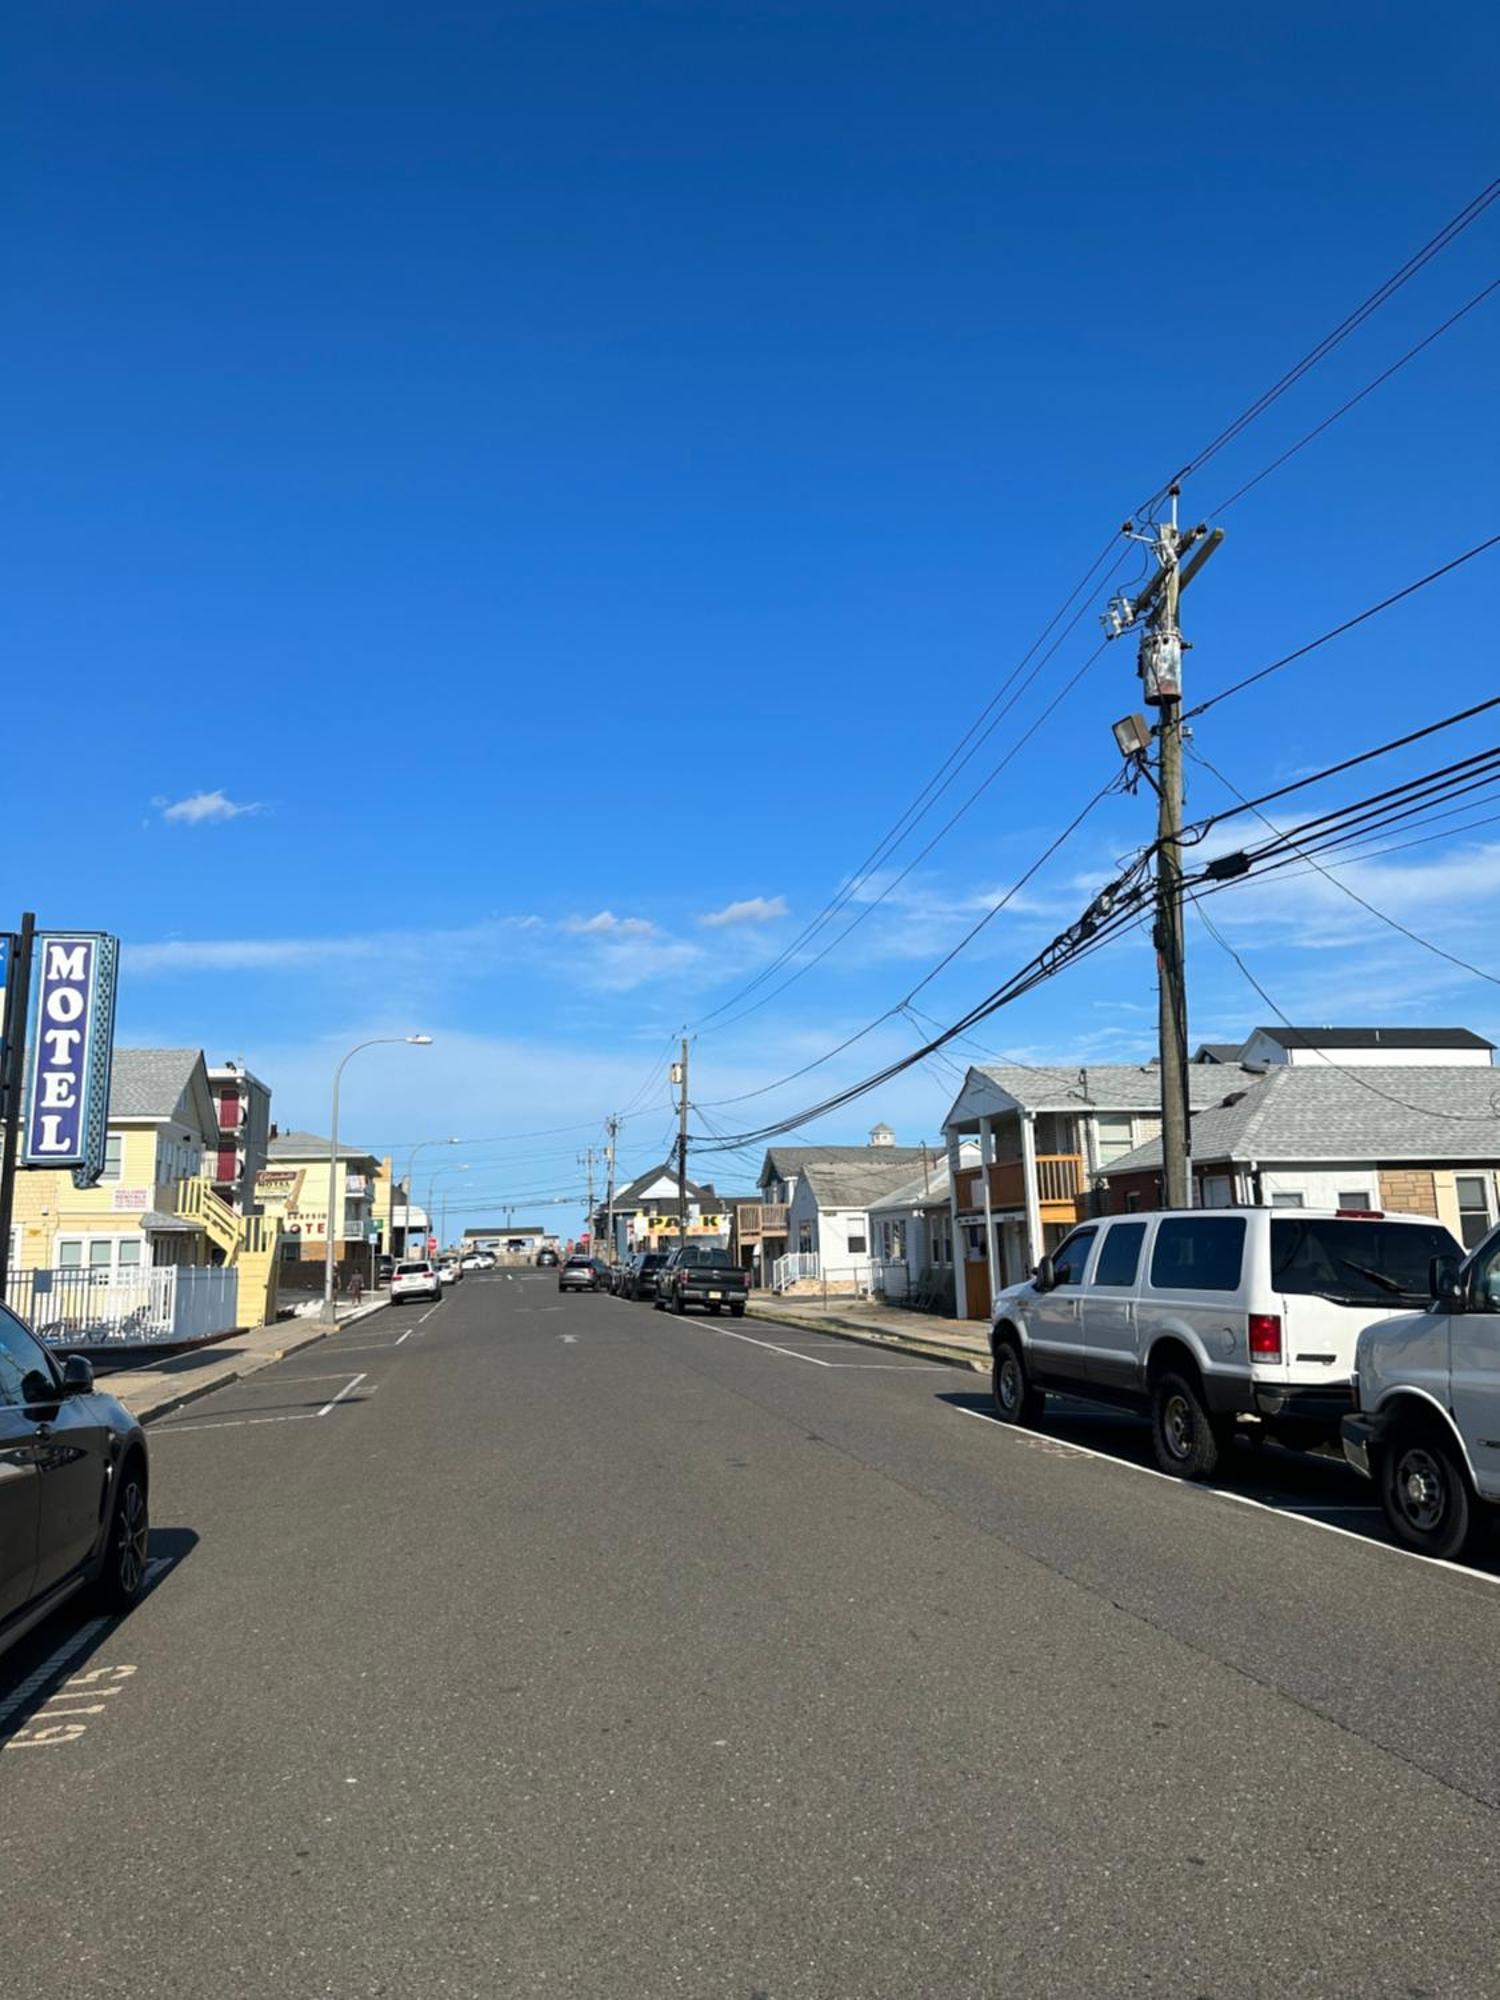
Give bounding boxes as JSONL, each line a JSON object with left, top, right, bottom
{"left": 207, "top": 1062, "right": 272, "bottom": 1214}
{"left": 259, "top": 1130, "right": 393, "bottom": 1262}
{"left": 1194, "top": 1026, "right": 1494, "bottom": 1069}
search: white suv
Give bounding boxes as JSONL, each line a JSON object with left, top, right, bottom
{"left": 1343, "top": 1224, "right": 1500, "bottom": 1560}
{"left": 990, "top": 1206, "right": 1459, "bottom": 1479}
{"left": 391, "top": 1259, "right": 441, "bottom": 1304}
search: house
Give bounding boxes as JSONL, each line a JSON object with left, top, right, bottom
{"left": 745, "top": 1131, "right": 931, "bottom": 1284}
{"left": 258, "top": 1130, "right": 393, "bottom": 1263}
{"left": 8, "top": 1048, "right": 224, "bottom": 1276}
{"left": 782, "top": 1147, "right": 941, "bottom": 1292}
{"left": 1099, "top": 1063, "right": 1500, "bottom": 1248}
{"left": 1196, "top": 1026, "right": 1494, "bottom": 1069}
{"left": 941, "top": 1063, "right": 1239, "bottom": 1318}
{"left": 593, "top": 1164, "right": 731, "bottom": 1257}
{"left": 462, "top": 1223, "right": 554, "bottom": 1257}
{"left": 207, "top": 1062, "right": 272, "bottom": 1213}
{"left": 866, "top": 1143, "right": 978, "bottom": 1309}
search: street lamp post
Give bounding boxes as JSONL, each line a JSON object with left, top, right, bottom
{"left": 425, "top": 1161, "right": 470, "bottom": 1257}
{"left": 400, "top": 1136, "right": 460, "bottom": 1259}
{"left": 324, "top": 1034, "right": 432, "bottom": 1320}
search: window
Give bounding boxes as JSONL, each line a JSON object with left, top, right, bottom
{"left": 1270, "top": 1191, "right": 1305, "bottom": 1209}
{"left": 847, "top": 1234, "right": 867, "bottom": 1255}
{"left": 1200, "top": 1176, "right": 1233, "bottom": 1209}
{"left": 0, "top": 1305, "right": 55, "bottom": 1406}
{"left": 798, "top": 1224, "right": 813, "bottom": 1253}
{"left": 1050, "top": 1227, "right": 1097, "bottom": 1288}
{"left": 1337, "top": 1189, "right": 1374, "bottom": 1211}
{"left": 56, "top": 1239, "right": 84, "bottom": 1268}
{"left": 1455, "top": 1175, "right": 1494, "bottom": 1250}
{"left": 1272, "top": 1217, "right": 1456, "bottom": 1308}
{"left": 101, "top": 1133, "right": 123, "bottom": 1183}
{"left": 1149, "top": 1217, "right": 1247, "bottom": 1293}
{"left": 1092, "top": 1221, "right": 1146, "bottom": 1288}
{"left": 1093, "top": 1115, "right": 1137, "bottom": 1168}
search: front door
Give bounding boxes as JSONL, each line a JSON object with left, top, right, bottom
{"left": 0, "top": 1309, "right": 109, "bottom": 1596}
{"left": 1025, "top": 1225, "right": 1097, "bottom": 1388}
{"left": 1451, "top": 1232, "right": 1500, "bottom": 1499}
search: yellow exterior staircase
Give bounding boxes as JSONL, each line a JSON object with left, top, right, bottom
{"left": 174, "top": 1179, "right": 282, "bottom": 1327}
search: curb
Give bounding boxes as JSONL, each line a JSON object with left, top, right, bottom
{"left": 744, "top": 1301, "right": 988, "bottom": 1374}
{"left": 129, "top": 1298, "right": 391, "bottom": 1425}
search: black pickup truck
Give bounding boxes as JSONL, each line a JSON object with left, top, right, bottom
{"left": 653, "top": 1246, "right": 749, "bottom": 1317}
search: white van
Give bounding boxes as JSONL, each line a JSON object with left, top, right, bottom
{"left": 1342, "top": 1222, "right": 1500, "bottom": 1560}
{"left": 989, "top": 1206, "right": 1460, "bottom": 1479}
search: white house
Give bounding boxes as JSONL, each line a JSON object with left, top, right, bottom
{"left": 782, "top": 1148, "right": 940, "bottom": 1290}
{"left": 866, "top": 1143, "right": 978, "bottom": 1307}
{"left": 1211, "top": 1026, "right": 1494, "bottom": 1070}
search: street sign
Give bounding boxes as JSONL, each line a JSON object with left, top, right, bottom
{"left": 367, "top": 1227, "right": 380, "bottom": 1243}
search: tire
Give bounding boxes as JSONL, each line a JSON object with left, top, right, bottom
{"left": 652, "top": 1294, "right": 664, "bottom": 1311}
{"left": 1150, "top": 1367, "right": 1227, "bottom": 1480}
{"left": 1379, "top": 1422, "right": 1479, "bottom": 1561}
{"left": 709, "top": 1303, "right": 722, "bottom": 1315}
{"left": 673, "top": 1291, "right": 687, "bottom": 1316}
{"left": 730, "top": 1304, "right": 745, "bottom": 1318}
{"left": 95, "top": 1461, "right": 149, "bottom": 1613}
{"left": 991, "top": 1334, "right": 1043, "bottom": 1426}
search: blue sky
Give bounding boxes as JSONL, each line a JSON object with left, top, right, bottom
{"left": 4, "top": 2, "right": 1498, "bottom": 1227}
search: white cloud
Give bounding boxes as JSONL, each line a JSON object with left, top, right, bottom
{"left": 157, "top": 789, "right": 264, "bottom": 825}
{"left": 563, "top": 911, "right": 656, "bottom": 937}
{"left": 698, "top": 895, "right": 789, "bottom": 928}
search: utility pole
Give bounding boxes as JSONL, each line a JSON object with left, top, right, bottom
{"left": 603, "top": 1115, "right": 619, "bottom": 1265}
{"left": 1106, "top": 490, "right": 1222, "bottom": 1211}
{"left": 672, "top": 1038, "right": 689, "bottom": 1251}
{"left": 579, "top": 1147, "right": 597, "bottom": 1251}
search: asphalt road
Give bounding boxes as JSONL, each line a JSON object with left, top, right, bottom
{"left": 5, "top": 1271, "right": 1500, "bottom": 1997}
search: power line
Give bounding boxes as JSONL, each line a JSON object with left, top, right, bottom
{"left": 1185, "top": 532, "right": 1500, "bottom": 718}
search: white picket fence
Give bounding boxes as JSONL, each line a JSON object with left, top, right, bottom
{"left": 5, "top": 1266, "right": 240, "bottom": 1346}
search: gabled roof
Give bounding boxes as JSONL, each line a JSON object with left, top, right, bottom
{"left": 1102, "top": 1065, "right": 1500, "bottom": 1174}
{"left": 1193, "top": 1043, "right": 1244, "bottom": 1065}
{"left": 267, "top": 1129, "right": 382, "bottom": 1167}
{"left": 799, "top": 1154, "right": 945, "bottom": 1210}
{"left": 107, "top": 1048, "right": 218, "bottom": 1142}
{"left": 610, "top": 1164, "right": 719, "bottom": 1209}
{"left": 945, "top": 1063, "right": 1234, "bottom": 1125}
{"left": 759, "top": 1143, "right": 931, "bottom": 1187}
{"left": 1250, "top": 1025, "right": 1494, "bottom": 1053}
{"left": 867, "top": 1143, "right": 981, "bottom": 1214}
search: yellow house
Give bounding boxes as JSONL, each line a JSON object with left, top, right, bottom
{"left": 8, "top": 1049, "right": 222, "bottom": 1276}
{"left": 258, "top": 1130, "right": 394, "bottom": 1261}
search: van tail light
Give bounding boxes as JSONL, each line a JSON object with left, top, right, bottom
{"left": 1249, "top": 1312, "right": 1282, "bottom": 1360}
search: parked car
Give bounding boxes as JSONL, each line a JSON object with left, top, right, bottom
{"left": 620, "top": 1251, "right": 666, "bottom": 1301}
{"left": 559, "top": 1255, "right": 602, "bottom": 1293}
{"left": 377, "top": 1255, "right": 395, "bottom": 1283}
{"left": 477, "top": 1252, "right": 497, "bottom": 1270}
{"left": 460, "top": 1254, "right": 484, "bottom": 1272}
{"left": 1343, "top": 1224, "right": 1500, "bottom": 1559}
{"left": 654, "top": 1245, "right": 749, "bottom": 1316}
{"left": 536, "top": 1248, "right": 559, "bottom": 1268}
{"left": 391, "top": 1259, "right": 442, "bottom": 1303}
{"left": 0, "top": 1302, "right": 151, "bottom": 1661}
{"left": 607, "top": 1262, "right": 630, "bottom": 1296}
{"left": 989, "top": 1206, "right": 1460, "bottom": 1479}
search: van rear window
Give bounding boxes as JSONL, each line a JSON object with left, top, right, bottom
{"left": 1271, "top": 1217, "right": 1457, "bottom": 1307}
{"left": 1149, "top": 1217, "right": 1246, "bottom": 1293}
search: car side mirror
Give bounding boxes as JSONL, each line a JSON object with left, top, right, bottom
{"left": 1431, "top": 1253, "right": 1466, "bottom": 1311}
{"left": 1034, "top": 1254, "right": 1056, "bottom": 1293}
{"left": 61, "top": 1353, "right": 95, "bottom": 1396}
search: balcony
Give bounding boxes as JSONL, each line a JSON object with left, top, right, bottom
{"left": 732, "top": 1203, "right": 789, "bottom": 1242}
{"left": 955, "top": 1156, "right": 1085, "bottom": 1220}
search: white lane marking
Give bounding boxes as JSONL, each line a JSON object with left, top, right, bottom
{"left": 317, "top": 1372, "right": 366, "bottom": 1418}
{"left": 395, "top": 1328, "right": 413, "bottom": 1345}
{"left": 689, "top": 1324, "right": 836, "bottom": 1366}
{"left": 157, "top": 1412, "right": 318, "bottom": 1434}
{"left": 417, "top": 1304, "right": 440, "bottom": 1325}
{"left": 560, "top": 1334, "right": 578, "bottom": 1344}
{"left": 822, "top": 1362, "right": 951, "bottom": 1370}
{"left": 952, "top": 1406, "right": 1500, "bottom": 1591}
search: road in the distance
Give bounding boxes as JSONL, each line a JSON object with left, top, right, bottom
{"left": 4, "top": 1270, "right": 1500, "bottom": 1998}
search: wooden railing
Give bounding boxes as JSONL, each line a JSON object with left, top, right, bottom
{"left": 955, "top": 1156, "right": 1085, "bottom": 1213}
{"left": 733, "top": 1203, "right": 788, "bottom": 1239}
{"left": 173, "top": 1176, "right": 241, "bottom": 1257}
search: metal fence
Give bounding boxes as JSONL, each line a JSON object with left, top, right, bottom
{"left": 5, "top": 1265, "right": 240, "bottom": 1347}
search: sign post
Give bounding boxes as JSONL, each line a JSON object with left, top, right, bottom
{"left": 0, "top": 914, "right": 36, "bottom": 1297}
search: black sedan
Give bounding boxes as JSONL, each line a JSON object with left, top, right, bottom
{"left": 1, "top": 1303, "right": 151, "bottom": 1662}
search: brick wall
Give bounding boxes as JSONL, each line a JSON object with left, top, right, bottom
{"left": 1378, "top": 1169, "right": 1439, "bottom": 1217}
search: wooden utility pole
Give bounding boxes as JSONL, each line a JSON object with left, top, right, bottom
{"left": 1108, "top": 490, "right": 1222, "bottom": 1210}
{"left": 579, "top": 1147, "right": 597, "bottom": 1249}
{"left": 673, "top": 1039, "right": 690, "bottom": 1250}
{"left": 603, "top": 1115, "right": 619, "bottom": 1265}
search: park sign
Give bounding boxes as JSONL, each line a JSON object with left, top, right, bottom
{"left": 22, "top": 933, "right": 120, "bottom": 1186}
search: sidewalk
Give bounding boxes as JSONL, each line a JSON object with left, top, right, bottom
{"left": 94, "top": 1297, "right": 391, "bottom": 1425}
{"left": 744, "top": 1293, "right": 989, "bottom": 1371}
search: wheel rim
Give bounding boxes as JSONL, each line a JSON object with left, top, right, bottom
{"left": 117, "top": 1482, "right": 148, "bottom": 1595}
{"left": 1162, "top": 1392, "right": 1194, "bottom": 1461}
{"left": 1394, "top": 1447, "right": 1448, "bottom": 1534}
{"left": 996, "top": 1351, "right": 1020, "bottom": 1413}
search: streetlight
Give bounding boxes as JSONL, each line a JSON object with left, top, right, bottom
{"left": 425, "top": 1161, "right": 471, "bottom": 1256}
{"left": 399, "top": 1136, "right": 460, "bottom": 1258}
{"left": 324, "top": 1034, "right": 432, "bottom": 1320}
